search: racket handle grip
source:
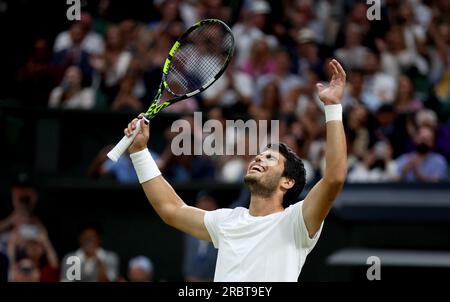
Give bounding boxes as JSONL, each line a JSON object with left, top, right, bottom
{"left": 107, "top": 120, "right": 143, "bottom": 162}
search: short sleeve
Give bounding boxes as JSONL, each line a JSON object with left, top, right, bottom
{"left": 204, "top": 208, "right": 233, "bottom": 249}
{"left": 286, "top": 201, "right": 324, "bottom": 252}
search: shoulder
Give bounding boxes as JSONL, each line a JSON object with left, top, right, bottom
{"left": 205, "top": 207, "right": 245, "bottom": 224}
{"left": 54, "top": 31, "right": 70, "bottom": 43}
{"left": 429, "top": 153, "right": 447, "bottom": 164}
{"left": 282, "top": 200, "right": 305, "bottom": 219}
{"left": 285, "top": 200, "right": 304, "bottom": 212}
{"left": 81, "top": 88, "right": 95, "bottom": 99}
{"left": 49, "top": 87, "right": 63, "bottom": 98}
{"left": 104, "top": 250, "right": 119, "bottom": 262}
{"left": 208, "top": 207, "right": 244, "bottom": 218}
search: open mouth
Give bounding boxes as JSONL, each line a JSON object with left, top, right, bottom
{"left": 249, "top": 164, "right": 265, "bottom": 173}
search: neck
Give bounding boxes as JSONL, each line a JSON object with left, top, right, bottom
{"left": 248, "top": 193, "right": 284, "bottom": 217}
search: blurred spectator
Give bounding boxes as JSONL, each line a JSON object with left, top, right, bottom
{"left": 240, "top": 38, "right": 276, "bottom": 80}
{"left": 0, "top": 253, "right": 8, "bottom": 282}
{"left": 429, "top": 22, "right": 450, "bottom": 105}
{"left": 219, "top": 135, "right": 255, "bottom": 183}
{"left": 52, "top": 21, "right": 95, "bottom": 80}
{"left": 373, "top": 104, "right": 410, "bottom": 158}
{"left": 344, "top": 104, "right": 370, "bottom": 159}
{"left": 363, "top": 51, "right": 397, "bottom": 106}
{"left": 414, "top": 109, "right": 450, "bottom": 161}
{"left": 393, "top": 74, "right": 423, "bottom": 114}
{"left": 203, "top": 59, "right": 253, "bottom": 110}
{"left": 294, "top": 28, "right": 326, "bottom": 82}
{"left": 91, "top": 25, "right": 132, "bottom": 104}
{"left": 111, "top": 73, "right": 143, "bottom": 111}
{"left": 334, "top": 23, "right": 370, "bottom": 70}
{"left": 197, "top": 0, "right": 231, "bottom": 22}
{"left": 48, "top": 66, "right": 95, "bottom": 109}
{"left": 396, "top": 126, "right": 448, "bottom": 182}
{"left": 379, "top": 25, "right": 428, "bottom": 81}
{"left": 53, "top": 13, "right": 105, "bottom": 56}
{"left": 90, "top": 0, "right": 112, "bottom": 36}
{"left": 342, "top": 69, "right": 381, "bottom": 113}
{"left": 183, "top": 191, "right": 218, "bottom": 282}
{"left": 249, "top": 80, "right": 280, "bottom": 121}
{"left": 119, "top": 19, "right": 142, "bottom": 54}
{"left": 149, "top": 0, "right": 184, "bottom": 38}
{"left": 297, "top": 97, "right": 326, "bottom": 143}
{"left": 396, "top": 1, "right": 427, "bottom": 54}
{"left": 87, "top": 145, "right": 161, "bottom": 184}
{"left": 7, "top": 224, "right": 59, "bottom": 282}
{"left": 348, "top": 141, "right": 398, "bottom": 183}
{"left": 255, "top": 48, "right": 304, "bottom": 105}
{"left": 127, "top": 256, "right": 154, "bottom": 282}
{"left": 344, "top": 2, "right": 372, "bottom": 42}
{"left": 286, "top": 0, "right": 325, "bottom": 45}
{"left": 16, "top": 39, "right": 60, "bottom": 106}
{"left": 10, "top": 258, "right": 40, "bottom": 282}
{"left": 61, "top": 223, "right": 119, "bottom": 282}
{"left": 161, "top": 116, "right": 216, "bottom": 184}
{"left": 164, "top": 152, "right": 217, "bottom": 184}
{"left": 0, "top": 173, "right": 41, "bottom": 254}
{"left": 232, "top": 0, "right": 277, "bottom": 66}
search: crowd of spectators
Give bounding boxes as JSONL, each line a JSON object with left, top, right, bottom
{"left": 14, "top": 0, "right": 450, "bottom": 186}
{"left": 20, "top": 0, "right": 445, "bottom": 185}
{"left": 0, "top": 173, "right": 217, "bottom": 282}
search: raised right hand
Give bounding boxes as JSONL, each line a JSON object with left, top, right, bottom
{"left": 126, "top": 113, "right": 150, "bottom": 154}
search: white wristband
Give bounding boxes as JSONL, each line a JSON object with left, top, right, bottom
{"left": 130, "top": 149, "right": 161, "bottom": 184}
{"left": 324, "top": 104, "right": 342, "bottom": 122}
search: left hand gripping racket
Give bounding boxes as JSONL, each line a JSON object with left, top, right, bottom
{"left": 107, "top": 19, "right": 235, "bottom": 162}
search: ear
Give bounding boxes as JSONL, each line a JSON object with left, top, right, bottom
{"left": 280, "top": 177, "right": 295, "bottom": 192}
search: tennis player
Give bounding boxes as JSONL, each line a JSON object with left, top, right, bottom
{"left": 124, "top": 59, "right": 347, "bottom": 282}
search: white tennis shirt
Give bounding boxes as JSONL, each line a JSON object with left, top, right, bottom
{"left": 204, "top": 201, "right": 323, "bottom": 282}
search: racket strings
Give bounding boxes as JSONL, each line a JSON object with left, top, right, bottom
{"left": 167, "top": 22, "right": 234, "bottom": 96}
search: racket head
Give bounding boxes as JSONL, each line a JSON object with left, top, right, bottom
{"left": 143, "top": 19, "right": 235, "bottom": 120}
{"left": 164, "top": 19, "right": 235, "bottom": 97}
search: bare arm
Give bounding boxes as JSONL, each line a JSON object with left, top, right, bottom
{"left": 0, "top": 215, "right": 13, "bottom": 233}
{"left": 126, "top": 117, "right": 211, "bottom": 241}
{"left": 38, "top": 227, "right": 59, "bottom": 269}
{"left": 303, "top": 60, "right": 347, "bottom": 238}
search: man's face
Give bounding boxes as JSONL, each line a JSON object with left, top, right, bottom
{"left": 415, "top": 127, "right": 435, "bottom": 149}
{"left": 79, "top": 229, "right": 101, "bottom": 256}
{"left": 244, "top": 149, "right": 285, "bottom": 197}
{"left": 128, "top": 266, "right": 152, "bottom": 282}
{"left": 13, "top": 259, "right": 40, "bottom": 282}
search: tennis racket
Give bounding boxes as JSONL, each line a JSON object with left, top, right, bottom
{"left": 107, "top": 19, "right": 235, "bottom": 162}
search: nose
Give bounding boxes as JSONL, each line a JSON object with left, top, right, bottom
{"left": 254, "top": 154, "right": 263, "bottom": 163}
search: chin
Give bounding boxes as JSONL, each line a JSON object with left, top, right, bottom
{"left": 244, "top": 173, "right": 260, "bottom": 184}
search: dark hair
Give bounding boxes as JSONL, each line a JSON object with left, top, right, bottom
{"left": 78, "top": 222, "right": 104, "bottom": 236}
{"left": 266, "top": 143, "right": 306, "bottom": 207}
